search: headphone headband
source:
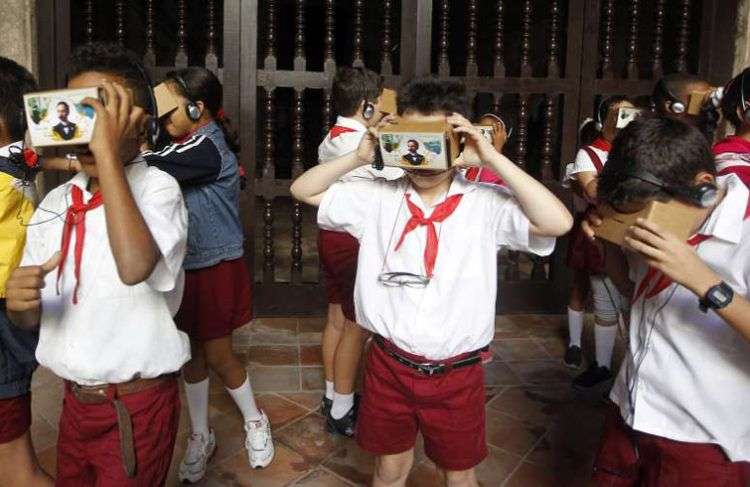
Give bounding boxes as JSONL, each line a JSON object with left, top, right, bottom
{"left": 170, "top": 72, "right": 202, "bottom": 122}
{"left": 132, "top": 60, "right": 159, "bottom": 147}
{"left": 622, "top": 168, "right": 717, "bottom": 208}
{"left": 656, "top": 78, "right": 686, "bottom": 114}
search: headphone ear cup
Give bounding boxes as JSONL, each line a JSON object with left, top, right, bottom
{"left": 363, "top": 103, "right": 375, "bottom": 120}
{"left": 186, "top": 102, "right": 201, "bottom": 121}
{"left": 671, "top": 101, "right": 686, "bottom": 114}
{"left": 148, "top": 116, "right": 159, "bottom": 147}
{"left": 595, "top": 121, "right": 603, "bottom": 132}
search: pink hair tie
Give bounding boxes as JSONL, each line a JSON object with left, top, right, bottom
{"left": 216, "top": 108, "right": 226, "bottom": 121}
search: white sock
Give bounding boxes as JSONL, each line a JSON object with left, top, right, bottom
{"left": 184, "top": 378, "right": 210, "bottom": 439}
{"left": 325, "top": 380, "right": 334, "bottom": 401}
{"left": 568, "top": 307, "right": 584, "bottom": 347}
{"left": 226, "top": 375, "right": 263, "bottom": 422}
{"left": 330, "top": 392, "right": 354, "bottom": 420}
{"left": 595, "top": 324, "right": 617, "bottom": 369}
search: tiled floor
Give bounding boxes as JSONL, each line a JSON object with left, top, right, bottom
{"left": 29, "top": 314, "right": 622, "bottom": 486}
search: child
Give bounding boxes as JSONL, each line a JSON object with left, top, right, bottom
{"left": 564, "top": 96, "right": 634, "bottom": 388}
{"left": 0, "top": 56, "right": 55, "bottom": 487}
{"left": 584, "top": 115, "right": 750, "bottom": 486}
{"left": 317, "top": 67, "right": 402, "bottom": 436}
{"left": 715, "top": 67, "right": 750, "bottom": 186}
{"left": 5, "top": 42, "right": 190, "bottom": 486}
{"left": 143, "top": 67, "right": 274, "bottom": 480}
{"left": 463, "top": 113, "right": 506, "bottom": 186}
{"left": 291, "top": 78, "right": 572, "bottom": 487}
{"left": 652, "top": 73, "right": 718, "bottom": 140}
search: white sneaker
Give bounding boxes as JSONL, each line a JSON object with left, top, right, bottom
{"left": 178, "top": 430, "right": 216, "bottom": 483}
{"left": 244, "top": 411, "right": 275, "bottom": 469}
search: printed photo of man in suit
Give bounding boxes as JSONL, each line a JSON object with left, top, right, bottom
{"left": 401, "top": 139, "right": 425, "bottom": 166}
{"left": 52, "top": 101, "right": 77, "bottom": 140}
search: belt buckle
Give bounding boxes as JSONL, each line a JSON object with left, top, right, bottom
{"left": 418, "top": 362, "right": 444, "bottom": 376}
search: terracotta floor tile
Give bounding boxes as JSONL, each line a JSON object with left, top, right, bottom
{"left": 494, "top": 316, "right": 530, "bottom": 339}
{"left": 30, "top": 380, "right": 64, "bottom": 428}
{"left": 504, "top": 461, "right": 560, "bottom": 487}
{"left": 484, "top": 360, "right": 522, "bottom": 387}
{"left": 507, "top": 360, "right": 576, "bottom": 386}
{"left": 276, "top": 413, "right": 346, "bottom": 464}
{"left": 488, "top": 385, "right": 573, "bottom": 426}
{"left": 484, "top": 408, "right": 546, "bottom": 457}
{"left": 292, "top": 468, "right": 352, "bottom": 486}
{"left": 301, "top": 367, "right": 325, "bottom": 391}
{"left": 36, "top": 445, "right": 57, "bottom": 478}
{"left": 258, "top": 394, "right": 310, "bottom": 429}
{"left": 300, "top": 345, "right": 323, "bottom": 366}
{"left": 245, "top": 345, "right": 300, "bottom": 366}
{"left": 247, "top": 366, "right": 301, "bottom": 392}
{"left": 31, "top": 367, "right": 59, "bottom": 391}
{"left": 212, "top": 443, "right": 312, "bottom": 487}
{"left": 492, "top": 338, "right": 550, "bottom": 361}
{"left": 535, "top": 336, "right": 568, "bottom": 361}
{"left": 298, "top": 317, "right": 326, "bottom": 344}
{"left": 323, "top": 440, "right": 375, "bottom": 486}
{"left": 476, "top": 445, "right": 523, "bottom": 486}
{"left": 406, "top": 460, "right": 443, "bottom": 487}
{"left": 247, "top": 317, "right": 299, "bottom": 345}
{"left": 30, "top": 415, "right": 58, "bottom": 453}
{"left": 280, "top": 392, "right": 324, "bottom": 412}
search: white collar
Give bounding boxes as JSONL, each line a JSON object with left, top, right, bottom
{"left": 403, "top": 171, "right": 478, "bottom": 211}
{"left": 334, "top": 116, "right": 367, "bottom": 133}
{"left": 697, "top": 173, "right": 749, "bottom": 244}
{"left": 0, "top": 141, "right": 23, "bottom": 158}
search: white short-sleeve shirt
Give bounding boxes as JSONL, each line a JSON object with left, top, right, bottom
{"left": 318, "top": 116, "right": 403, "bottom": 181}
{"left": 563, "top": 145, "right": 609, "bottom": 211}
{"left": 318, "top": 172, "right": 556, "bottom": 359}
{"left": 610, "top": 174, "right": 750, "bottom": 462}
{"left": 21, "top": 159, "right": 190, "bottom": 385}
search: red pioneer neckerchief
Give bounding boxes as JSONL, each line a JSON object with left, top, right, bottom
{"left": 329, "top": 125, "right": 358, "bottom": 140}
{"left": 632, "top": 198, "right": 750, "bottom": 302}
{"left": 394, "top": 193, "right": 463, "bottom": 278}
{"left": 57, "top": 185, "right": 103, "bottom": 304}
{"left": 590, "top": 137, "right": 612, "bottom": 153}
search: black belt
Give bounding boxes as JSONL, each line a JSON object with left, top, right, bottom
{"left": 373, "top": 335, "right": 487, "bottom": 376}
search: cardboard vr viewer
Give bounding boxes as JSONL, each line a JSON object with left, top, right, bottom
{"left": 594, "top": 198, "right": 705, "bottom": 246}
{"left": 378, "top": 119, "right": 461, "bottom": 170}
{"left": 24, "top": 87, "right": 99, "bottom": 148}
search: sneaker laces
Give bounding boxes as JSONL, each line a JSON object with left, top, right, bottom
{"left": 245, "top": 418, "right": 269, "bottom": 451}
{"left": 184, "top": 433, "right": 208, "bottom": 465}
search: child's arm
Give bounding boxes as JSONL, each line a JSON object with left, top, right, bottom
{"left": 625, "top": 218, "right": 750, "bottom": 342}
{"left": 81, "top": 82, "right": 160, "bottom": 285}
{"left": 290, "top": 121, "right": 384, "bottom": 207}
{"left": 5, "top": 253, "right": 60, "bottom": 329}
{"left": 575, "top": 171, "right": 598, "bottom": 203}
{"left": 450, "top": 114, "right": 573, "bottom": 237}
{"left": 143, "top": 136, "right": 223, "bottom": 186}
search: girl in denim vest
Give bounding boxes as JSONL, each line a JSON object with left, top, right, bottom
{"left": 143, "top": 67, "right": 274, "bottom": 482}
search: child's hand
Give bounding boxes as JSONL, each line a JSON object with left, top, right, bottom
{"left": 82, "top": 82, "right": 145, "bottom": 165}
{"left": 581, "top": 207, "right": 604, "bottom": 240}
{"left": 357, "top": 115, "right": 396, "bottom": 164}
{"left": 5, "top": 252, "right": 61, "bottom": 313}
{"left": 448, "top": 113, "right": 497, "bottom": 167}
{"left": 624, "top": 218, "right": 720, "bottom": 297}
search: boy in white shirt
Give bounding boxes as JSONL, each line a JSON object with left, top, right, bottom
{"left": 5, "top": 42, "right": 189, "bottom": 486}
{"left": 317, "top": 67, "right": 402, "bottom": 437}
{"left": 291, "top": 78, "right": 572, "bottom": 487}
{"left": 583, "top": 115, "right": 750, "bottom": 486}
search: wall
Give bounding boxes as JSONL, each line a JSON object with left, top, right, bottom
{"left": 0, "top": 0, "right": 37, "bottom": 74}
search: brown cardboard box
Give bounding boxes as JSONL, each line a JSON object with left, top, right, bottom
{"left": 594, "top": 199, "right": 706, "bottom": 246}
{"left": 378, "top": 119, "right": 460, "bottom": 170}
{"left": 379, "top": 88, "right": 398, "bottom": 115}
{"left": 154, "top": 82, "right": 180, "bottom": 118}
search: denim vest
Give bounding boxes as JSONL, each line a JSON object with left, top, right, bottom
{"left": 182, "top": 122, "right": 244, "bottom": 270}
{"left": 0, "top": 303, "right": 37, "bottom": 398}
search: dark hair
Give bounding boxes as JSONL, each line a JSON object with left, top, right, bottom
{"left": 721, "top": 67, "right": 750, "bottom": 130}
{"left": 166, "top": 66, "right": 239, "bottom": 154}
{"left": 578, "top": 119, "right": 599, "bottom": 146}
{"left": 0, "top": 56, "right": 37, "bottom": 141}
{"left": 598, "top": 115, "right": 715, "bottom": 209}
{"left": 57, "top": 101, "right": 70, "bottom": 110}
{"left": 397, "top": 77, "right": 469, "bottom": 116}
{"left": 332, "top": 67, "right": 383, "bottom": 117}
{"left": 652, "top": 73, "right": 705, "bottom": 109}
{"left": 68, "top": 42, "right": 152, "bottom": 115}
{"left": 597, "top": 95, "right": 630, "bottom": 125}
{"left": 407, "top": 139, "right": 418, "bottom": 145}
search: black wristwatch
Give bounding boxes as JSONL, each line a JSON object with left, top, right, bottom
{"left": 699, "top": 281, "right": 734, "bottom": 313}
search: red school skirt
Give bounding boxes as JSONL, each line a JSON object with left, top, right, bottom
{"left": 175, "top": 257, "right": 253, "bottom": 341}
{"left": 566, "top": 210, "right": 605, "bottom": 274}
{"left": 318, "top": 229, "right": 359, "bottom": 322}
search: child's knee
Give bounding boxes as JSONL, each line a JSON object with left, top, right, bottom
{"left": 444, "top": 468, "right": 477, "bottom": 487}
{"left": 205, "top": 350, "right": 242, "bottom": 377}
{"left": 375, "top": 452, "right": 413, "bottom": 483}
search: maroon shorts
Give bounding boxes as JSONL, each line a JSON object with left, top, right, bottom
{"left": 318, "top": 229, "right": 359, "bottom": 322}
{"left": 593, "top": 403, "right": 750, "bottom": 487}
{"left": 0, "top": 392, "right": 31, "bottom": 443}
{"left": 356, "top": 341, "right": 488, "bottom": 471}
{"left": 56, "top": 378, "right": 180, "bottom": 487}
{"left": 175, "top": 257, "right": 253, "bottom": 341}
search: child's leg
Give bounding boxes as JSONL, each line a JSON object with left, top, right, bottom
{"left": 330, "top": 319, "right": 368, "bottom": 419}
{"left": 0, "top": 430, "right": 54, "bottom": 486}
{"left": 590, "top": 275, "right": 620, "bottom": 369}
{"left": 440, "top": 468, "right": 479, "bottom": 487}
{"left": 568, "top": 268, "right": 591, "bottom": 347}
{"left": 182, "top": 339, "right": 211, "bottom": 438}
{"left": 203, "top": 335, "right": 262, "bottom": 421}
{"left": 373, "top": 449, "right": 414, "bottom": 487}
{"left": 322, "top": 304, "right": 346, "bottom": 401}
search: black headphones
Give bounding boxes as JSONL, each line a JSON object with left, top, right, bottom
{"left": 172, "top": 74, "right": 202, "bottom": 122}
{"left": 132, "top": 61, "right": 160, "bottom": 147}
{"left": 594, "top": 96, "right": 612, "bottom": 131}
{"left": 362, "top": 100, "right": 375, "bottom": 120}
{"left": 655, "top": 78, "right": 686, "bottom": 115}
{"left": 623, "top": 169, "right": 718, "bottom": 208}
